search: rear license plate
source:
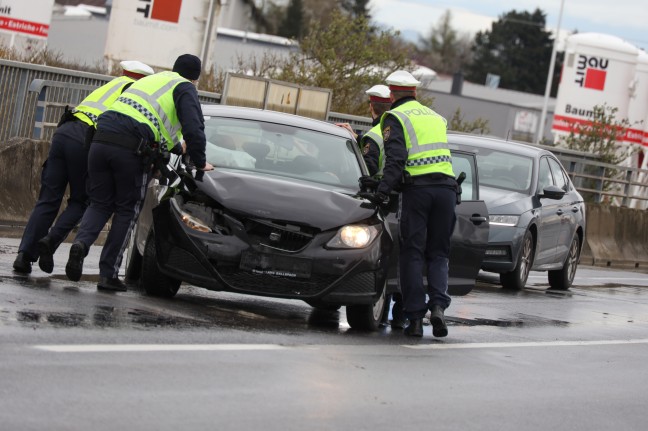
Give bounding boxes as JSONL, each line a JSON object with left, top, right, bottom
{"left": 240, "top": 251, "right": 312, "bottom": 279}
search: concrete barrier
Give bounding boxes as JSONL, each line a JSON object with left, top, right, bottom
{"left": 582, "top": 203, "right": 648, "bottom": 271}
{"left": 0, "top": 137, "right": 49, "bottom": 226}
{"left": 0, "top": 138, "right": 108, "bottom": 245}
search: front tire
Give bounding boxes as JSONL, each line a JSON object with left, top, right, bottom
{"left": 500, "top": 230, "right": 534, "bottom": 290}
{"left": 345, "top": 282, "right": 388, "bottom": 331}
{"left": 124, "top": 229, "right": 142, "bottom": 284}
{"left": 548, "top": 235, "right": 580, "bottom": 290}
{"left": 141, "top": 230, "right": 181, "bottom": 298}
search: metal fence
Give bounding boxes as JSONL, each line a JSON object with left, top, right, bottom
{"left": 0, "top": 58, "right": 221, "bottom": 142}
{"left": 1, "top": 59, "right": 647, "bottom": 209}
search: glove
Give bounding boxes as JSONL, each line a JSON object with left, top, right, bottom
{"left": 358, "top": 175, "right": 380, "bottom": 190}
{"left": 357, "top": 191, "right": 389, "bottom": 206}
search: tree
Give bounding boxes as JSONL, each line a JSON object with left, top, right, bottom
{"left": 270, "top": 10, "right": 412, "bottom": 115}
{"left": 447, "top": 108, "right": 490, "bottom": 134}
{"left": 558, "top": 104, "right": 639, "bottom": 202}
{"left": 465, "top": 8, "right": 553, "bottom": 94}
{"left": 278, "top": 0, "right": 304, "bottom": 40}
{"left": 417, "top": 10, "right": 473, "bottom": 75}
{"left": 341, "top": 0, "right": 371, "bottom": 19}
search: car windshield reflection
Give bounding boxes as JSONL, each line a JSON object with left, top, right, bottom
{"left": 476, "top": 150, "right": 534, "bottom": 194}
{"left": 203, "top": 116, "right": 361, "bottom": 188}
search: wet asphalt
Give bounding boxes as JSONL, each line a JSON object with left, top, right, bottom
{"left": 1, "top": 236, "right": 647, "bottom": 431}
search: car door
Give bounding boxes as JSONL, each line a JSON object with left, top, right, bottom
{"left": 534, "top": 156, "right": 563, "bottom": 265}
{"left": 547, "top": 156, "right": 579, "bottom": 262}
{"left": 449, "top": 150, "right": 490, "bottom": 295}
{"left": 384, "top": 150, "right": 489, "bottom": 296}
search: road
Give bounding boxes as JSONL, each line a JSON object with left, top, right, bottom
{"left": 1, "top": 237, "right": 647, "bottom": 431}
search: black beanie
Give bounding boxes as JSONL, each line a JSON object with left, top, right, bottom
{"left": 173, "top": 54, "right": 201, "bottom": 80}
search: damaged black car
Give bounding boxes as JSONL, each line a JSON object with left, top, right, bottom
{"left": 125, "top": 105, "right": 489, "bottom": 330}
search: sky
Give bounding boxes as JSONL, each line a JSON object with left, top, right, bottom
{"left": 370, "top": 0, "right": 648, "bottom": 52}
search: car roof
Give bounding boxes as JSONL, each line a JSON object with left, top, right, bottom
{"left": 447, "top": 132, "right": 553, "bottom": 158}
{"left": 201, "top": 104, "right": 351, "bottom": 139}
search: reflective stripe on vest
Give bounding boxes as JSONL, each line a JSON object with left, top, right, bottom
{"left": 72, "top": 76, "right": 135, "bottom": 126}
{"left": 109, "top": 71, "right": 187, "bottom": 149}
{"left": 360, "top": 124, "right": 385, "bottom": 176}
{"left": 381, "top": 100, "right": 454, "bottom": 177}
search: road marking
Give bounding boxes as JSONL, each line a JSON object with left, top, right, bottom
{"left": 404, "top": 339, "right": 648, "bottom": 350}
{"left": 34, "top": 344, "right": 288, "bottom": 353}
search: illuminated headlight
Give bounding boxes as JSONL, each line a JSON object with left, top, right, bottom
{"left": 180, "top": 211, "right": 212, "bottom": 233}
{"left": 327, "top": 225, "right": 379, "bottom": 249}
{"left": 489, "top": 215, "right": 519, "bottom": 226}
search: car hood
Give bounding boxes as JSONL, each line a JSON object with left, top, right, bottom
{"left": 481, "top": 186, "right": 530, "bottom": 212}
{"left": 196, "top": 169, "right": 375, "bottom": 230}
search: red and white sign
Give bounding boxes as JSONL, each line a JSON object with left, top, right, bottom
{"left": 104, "top": 0, "right": 217, "bottom": 71}
{"left": 552, "top": 33, "right": 639, "bottom": 145}
{"left": 0, "top": 0, "right": 54, "bottom": 39}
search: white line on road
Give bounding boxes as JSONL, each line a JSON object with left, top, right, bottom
{"left": 34, "top": 344, "right": 289, "bottom": 353}
{"left": 404, "top": 339, "right": 648, "bottom": 349}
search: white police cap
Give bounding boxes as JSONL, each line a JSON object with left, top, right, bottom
{"left": 365, "top": 84, "right": 391, "bottom": 100}
{"left": 385, "top": 70, "right": 420, "bottom": 88}
{"left": 120, "top": 60, "right": 155, "bottom": 77}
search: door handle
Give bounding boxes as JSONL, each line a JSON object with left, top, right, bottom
{"left": 571, "top": 206, "right": 579, "bottom": 213}
{"left": 470, "top": 216, "right": 488, "bottom": 225}
{"left": 556, "top": 209, "right": 563, "bottom": 215}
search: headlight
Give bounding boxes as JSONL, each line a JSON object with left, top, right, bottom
{"left": 327, "top": 225, "right": 379, "bottom": 249}
{"left": 489, "top": 215, "right": 520, "bottom": 227}
{"left": 180, "top": 211, "right": 212, "bottom": 233}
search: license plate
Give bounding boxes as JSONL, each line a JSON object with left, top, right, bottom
{"left": 239, "top": 251, "right": 312, "bottom": 279}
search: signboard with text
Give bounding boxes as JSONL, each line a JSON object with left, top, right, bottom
{"left": 104, "top": 0, "right": 218, "bottom": 71}
{"left": 0, "top": 0, "right": 54, "bottom": 40}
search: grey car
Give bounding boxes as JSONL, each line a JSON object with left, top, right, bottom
{"left": 125, "top": 105, "right": 489, "bottom": 330}
{"left": 447, "top": 134, "right": 586, "bottom": 290}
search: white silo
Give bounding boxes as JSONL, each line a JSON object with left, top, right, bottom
{"left": 552, "top": 33, "right": 639, "bottom": 144}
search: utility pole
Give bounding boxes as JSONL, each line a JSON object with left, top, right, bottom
{"left": 536, "top": 0, "right": 565, "bottom": 145}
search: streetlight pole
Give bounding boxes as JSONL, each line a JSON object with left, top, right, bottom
{"left": 536, "top": 0, "right": 565, "bottom": 144}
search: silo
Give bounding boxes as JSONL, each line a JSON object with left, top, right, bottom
{"left": 626, "top": 51, "right": 648, "bottom": 152}
{"left": 552, "top": 33, "right": 639, "bottom": 144}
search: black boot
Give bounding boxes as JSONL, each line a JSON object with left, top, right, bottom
{"left": 65, "top": 242, "right": 88, "bottom": 282}
{"left": 97, "top": 277, "right": 128, "bottom": 292}
{"left": 430, "top": 305, "right": 448, "bottom": 338}
{"left": 37, "top": 236, "right": 55, "bottom": 274}
{"left": 13, "top": 252, "right": 32, "bottom": 274}
{"left": 404, "top": 318, "right": 423, "bottom": 337}
{"left": 390, "top": 302, "right": 407, "bottom": 329}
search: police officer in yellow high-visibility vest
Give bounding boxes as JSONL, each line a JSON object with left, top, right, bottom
{"left": 362, "top": 70, "right": 457, "bottom": 338}
{"left": 64, "top": 54, "right": 213, "bottom": 292}
{"left": 13, "top": 61, "right": 154, "bottom": 275}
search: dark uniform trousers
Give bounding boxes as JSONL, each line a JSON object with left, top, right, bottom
{"left": 18, "top": 120, "right": 90, "bottom": 260}
{"left": 399, "top": 183, "right": 457, "bottom": 320}
{"left": 75, "top": 142, "right": 148, "bottom": 278}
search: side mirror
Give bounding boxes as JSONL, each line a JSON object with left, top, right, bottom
{"left": 540, "top": 185, "right": 566, "bottom": 200}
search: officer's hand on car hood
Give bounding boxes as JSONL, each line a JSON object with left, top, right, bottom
{"left": 357, "top": 191, "right": 389, "bottom": 206}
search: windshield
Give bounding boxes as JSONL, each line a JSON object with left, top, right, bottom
{"left": 476, "top": 150, "right": 533, "bottom": 194}
{"left": 203, "top": 116, "right": 362, "bottom": 188}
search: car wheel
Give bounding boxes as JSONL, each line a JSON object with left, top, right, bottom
{"left": 548, "top": 235, "right": 580, "bottom": 290}
{"left": 500, "top": 230, "right": 535, "bottom": 290}
{"left": 345, "top": 282, "right": 388, "bottom": 331}
{"left": 304, "top": 300, "right": 341, "bottom": 311}
{"left": 124, "top": 229, "right": 142, "bottom": 284}
{"left": 141, "top": 230, "right": 181, "bottom": 298}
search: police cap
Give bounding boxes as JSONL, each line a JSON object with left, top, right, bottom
{"left": 385, "top": 70, "right": 420, "bottom": 90}
{"left": 120, "top": 60, "right": 155, "bottom": 79}
{"left": 365, "top": 84, "right": 391, "bottom": 103}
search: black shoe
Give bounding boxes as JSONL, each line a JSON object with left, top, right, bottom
{"left": 404, "top": 318, "right": 423, "bottom": 337}
{"left": 390, "top": 304, "right": 407, "bottom": 329}
{"left": 13, "top": 252, "right": 32, "bottom": 274}
{"left": 430, "top": 305, "right": 448, "bottom": 338}
{"left": 65, "top": 242, "right": 87, "bottom": 282}
{"left": 37, "top": 236, "right": 55, "bottom": 274}
{"left": 97, "top": 277, "right": 128, "bottom": 292}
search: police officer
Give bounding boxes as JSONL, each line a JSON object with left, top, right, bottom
{"left": 64, "top": 53, "right": 214, "bottom": 291}
{"left": 12, "top": 61, "right": 155, "bottom": 274}
{"left": 361, "top": 70, "right": 457, "bottom": 338}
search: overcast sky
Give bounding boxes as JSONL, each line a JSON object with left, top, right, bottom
{"left": 371, "top": 0, "right": 648, "bottom": 51}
